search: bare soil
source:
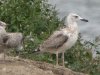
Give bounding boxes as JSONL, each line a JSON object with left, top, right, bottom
{"left": 0, "top": 55, "right": 88, "bottom": 75}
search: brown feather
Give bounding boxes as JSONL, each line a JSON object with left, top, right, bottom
{"left": 40, "top": 31, "right": 68, "bottom": 50}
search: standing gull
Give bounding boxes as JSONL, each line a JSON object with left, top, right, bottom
{"left": 0, "top": 21, "right": 24, "bottom": 60}
{"left": 0, "top": 21, "right": 8, "bottom": 60}
{"left": 35, "top": 13, "right": 88, "bottom": 66}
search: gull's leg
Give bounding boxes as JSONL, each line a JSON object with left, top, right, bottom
{"left": 4, "top": 49, "right": 6, "bottom": 61}
{"left": 56, "top": 52, "right": 59, "bottom": 66}
{"left": 62, "top": 52, "right": 65, "bottom": 67}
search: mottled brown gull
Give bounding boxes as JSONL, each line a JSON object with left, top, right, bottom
{"left": 35, "top": 13, "right": 88, "bottom": 67}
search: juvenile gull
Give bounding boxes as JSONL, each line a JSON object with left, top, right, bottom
{"left": 0, "top": 21, "right": 8, "bottom": 60}
{"left": 35, "top": 13, "right": 88, "bottom": 66}
{"left": 0, "top": 21, "right": 24, "bottom": 60}
{"left": 2, "top": 32, "right": 24, "bottom": 59}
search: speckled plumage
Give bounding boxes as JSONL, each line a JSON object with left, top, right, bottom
{"left": 0, "top": 21, "right": 24, "bottom": 60}
{"left": 36, "top": 13, "right": 88, "bottom": 66}
{"left": 5, "top": 33, "right": 24, "bottom": 50}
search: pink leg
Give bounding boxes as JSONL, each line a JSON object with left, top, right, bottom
{"left": 62, "top": 52, "right": 65, "bottom": 67}
{"left": 56, "top": 52, "right": 59, "bottom": 66}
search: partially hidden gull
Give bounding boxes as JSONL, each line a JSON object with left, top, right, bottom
{"left": 35, "top": 13, "right": 88, "bottom": 67}
{"left": 0, "top": 21, "right": 8, "bottom": 60}
{"left": 0, "top": 21, "right": 24, "bottom": 60}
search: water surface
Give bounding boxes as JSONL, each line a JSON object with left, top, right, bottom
{"left": 48, "top": 0, "right": 100, "bottom": 40}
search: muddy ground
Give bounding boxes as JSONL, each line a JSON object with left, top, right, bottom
{"left": 0, "top": 55, "right": 88, "bottom": 75}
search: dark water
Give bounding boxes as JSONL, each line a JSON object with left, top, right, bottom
{"left": 49, "top": 0, "right": 100, "bottom": 40}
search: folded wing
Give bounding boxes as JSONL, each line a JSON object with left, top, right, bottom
{"left": 41, "top": 31, "right": 68, "bottom": 50}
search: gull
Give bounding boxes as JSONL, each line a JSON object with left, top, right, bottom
{"left": 0, "top": 21, "right": 24, "bottom": 60}
{"left": 35, "top": 13, "right": 88, "bottom": 67}
{"left": 0, "top": 21, "right": 8, "bottom": 60}
{"left": 3, "top": 32, "right": 24, "bottom": 59}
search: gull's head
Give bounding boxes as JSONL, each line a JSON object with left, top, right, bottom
{"left": 67, "top": 13, "right": 88, "bottom": 24}
{"left": 0, "top": 21, "right": 7, "bottom": 29}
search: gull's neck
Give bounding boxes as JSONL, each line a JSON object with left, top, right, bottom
{"left": 68, "top": 22, "right": 78, "bottom": 29}
{"left": 65, "top": 17, "right": 78, "bottom": 31}
{"left": 0, "top": 26, "right": 5, "bottom": 30}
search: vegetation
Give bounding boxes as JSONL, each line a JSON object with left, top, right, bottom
{"left": 65, "top": 34, "right": 100, "bottom": 75}
{"left": 0, "top": 0, "right": 99, "bottom": 75}
{"left": 0, "top": 0, "right": 60, "bottom": 52}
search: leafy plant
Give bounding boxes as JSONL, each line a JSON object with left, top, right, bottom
{"left": 0, "top": 0, "right": 60, "bottom": 53}
{"left": 0, "top": 0, "right": 99, "bottom": 75}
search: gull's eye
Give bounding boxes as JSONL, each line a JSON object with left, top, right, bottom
{"left": 74, "top": 16, "right": 78, "bottom": 18}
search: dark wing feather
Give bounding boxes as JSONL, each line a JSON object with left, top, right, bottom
{"left": 3, "top": 35, "right": 9, "bottom": 43}
{"left": 41, "top": 32, "right": 68, "bottom": 49}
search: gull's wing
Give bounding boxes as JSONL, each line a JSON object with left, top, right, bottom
{"left": 3, "top": 34, "right": 9, "bottom": 43}
{"left": 41, "top": 31, "right": 68, "bottom": 50}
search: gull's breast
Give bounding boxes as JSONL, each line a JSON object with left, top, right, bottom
{"left": 66, "top": 31, "right": 78, "bottom": 48}
{"left": 58, "top": 31, "right": 78, "bottom": 53}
